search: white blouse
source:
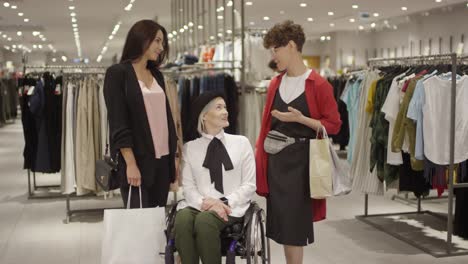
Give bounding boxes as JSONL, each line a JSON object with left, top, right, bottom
{"left": 279, "top": 69, "right": 312, "bottom": 104}
{"left": 178, "top": 131, "right": 256, "bottom": 217}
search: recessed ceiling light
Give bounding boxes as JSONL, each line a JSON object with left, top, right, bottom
{"left": 73, "top": 28, "right": 78, "bottom": 32}
{"left": 188, "top": 22, "right": 194, "bottom": 27}
{"left": 3, "top": 2, "right": 10, "bottom": 8}
{"left": 210, "top": 36, "right": 215, "bottom": 40}
{"left": 217, "top": 15, "right": 223, "bottom": 20}
{"left": 69, "top": 6, "right": 75, "bottom": 10}
{"left": 70, "top": 12, "right": 76, "bottom": 17}
{"left": 17, "top": 31, "right": 22, "bottom": 36}
{"left": 280, "top": 10, "right": 285, "bottom": 15}
{"left": 7, "top": 37, "right": 12, "bottom": 41}
{"left": 184, "top": 25, "right": 188, "bottom": 29}
{"left": 72, "top": 24, "right": 77, "bottom": 27}
{"left": 18, "top": 12, "right": 23, "bottom": 16}
{"left": 371, "top": 23, "right": 376, "bottom": 28}
{"left": 246, "top": 1, "right": 253, "bottom": 5}
{"left": 249, "top": 21, "right": 255, "bottom": 26}
{"left": 38, "top": 45, "right": 42, "bottom": 49}
{"left": 71, "top": 17, "right": 77, "bottom": 23}
{"left": 24, "top": 18, "right": 29, "bottom": 22}
{"left": 320, "top": 36, "right": 326, "bottom": 41}
{"left": 328, "top": 11, "right": 334, "bottom": 16}
{"left": 307, "top": 17, "right": 314, "bottom": 22}
{"left": 42, "top": 38, "right": 46, "bottom": 42}
{"left": 217, "top": 33, "right": 223, "bottom": 37}
{"left": 263, "top": 16, "right": 270, "bottom": 21}
{"left": 109, "top": 35, "right": 114, "bottom": 40}
{"left": 227, "top": 1, "right": 233, "bottom": 7}
{"left": 373, "top": 13, "right": 379, "bottom": 17}
{"left": 61, "top": 56, "right": 67, "bottom": 62}
{"left": 262, "top": 30, "right": 267, "bottom": 34}
{"left": 52, "top": 58, "right": 57, "bottom": 62}
{"left": 401, "top": 7, "right": 408, "bottom": 11}
{"left": 330, "top": 23, "right": 335, "bottom": 27}
{"left": 179, "top": 28, "right": 184, "bottom": 33}
{"left": 326, "top": 36, "right": 331, "bottom": 40}
{"left": 2, "top": 34, "right": 6, "bottom": 38}
{"left": 226, "top": 29, "right": 232, "bottom": 34}
{"left": 300, "top": 3, "right": 307, "bottom": 7}
{"left": 352, "top": 4, "right": 359, "bottom": 9}
{"left": 197, "top": 25, "right": 203, "bottom": 29}
{"left": 350, "top": 18, "right": 356, "bottom": 23}
{"left": 33, "top": 44, "right": 37, "bottom": 49}
{"left": 11, "top": 5, "right": 16, "bottom": 9}
{"left": 435, "top": 0, "right": 442, "bottom": 2}
{"left": 358, "top": 25, "right": 364, "bottom": 30}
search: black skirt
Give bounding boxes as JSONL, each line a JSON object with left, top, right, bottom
{"left": 266, "top": 91, "right": 316, "bottom": 246}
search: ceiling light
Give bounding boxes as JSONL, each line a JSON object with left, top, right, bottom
{"left": 393, "top": 25, "right": 398, "bottom": 30}
{"left": 42, "top": 38, "right": 46, "bottom": 42}
{"left": 38, "top": 44, "right": 42, "bottom": 49}
{"left": 179, "top": 28, "right": 184, "bottom": 33}
{"left": 18, "top": 12, "right": 23, "bottom": 16}
{"left": 109, "top": 35, "right": 114, "bottom": 40}
{"left": 172, "top": 30, "right": 177, "bottom": 35}
{"left": 72, "top": 24, "right": 77, "bottom": 27}
{"left": 3, "top": 2, "right": 10, "bottom": 8}
{"left": 435, "top": 0, "right": 442, "bottom": 2}
{"left": 263, "top": 16, "right": 270, "bottom": 21}
{"left": 39, "top": 34, "right": 44, "bottom": 38}
{"left": 249, "top": 21, "right": 255, "bottom": 25}
{"left": 32, "top": 31, "right": 39, "bottom": 36}
{"left": 124, "top": 4, "right": 132, "bottom": 11}
{"left": 326, "top": 36, "right": 331, "bottom": 41}
{"left": 328, "top": 11, "right": 334, "bottom": 16}
{"left": 2, "top": 35, "right": 6, "bottom": 38}
{"left": 52, "top": 58, "right": 57, "bottom": 62}
{"left": 12, "top": 44, "right": 16, "bottom": 48}
{"left": 371, "top": 23, "right": 376, "bottom": 28}
{"left": 69, "top": 6, "right": 75, "bottom": 10}
{"left": 262, "top": 30, "right": 267, "bottom": 34}
{"left": 168, "top": 33, "right": 173, "bottom": 38}
{"left": 246, "top": 1, "right": 253, "bottom": 5}
{"left": 7, "top": 37, "right": 11, "bottom": 41}
{"left": 73, "top": 28, "right": 78, "bottom": 32}
{"left": 70, "top": 12, "right": 76, "bottom": 16}
{"left": 24, "top": 18, "right": 29, "bottom": 22}
{"left": 307, "top": 17, "right": 314, "bottom": 22}
{"left": 226, "top": 29, "right": 232, "bottom": 34}
{"left": 352, "top": 4, "right": 359, "bottom": 9}
{"left": 373, "top": 13, "right": 379, "bottom": 17}
{"left": 349, "top": 18, "right": 356, "bottom": 23}
{"left": 330, "top": 23, "right": 335, "bottom": 27}
{"left": 210, "top": 36, "right": 215, "bottom": 40}
{"left": 227, "top": 1, "right": 233, "bottom": 7}
{"left": 217, "top": 15, "right": 223, "bottom": 20}
{"left": 401, "top": 7, "right": 408, "bottom": 11}
{"left": 217, "top": 33, "right": 223, "bottom": 37}
{"left": 61, "top": 56, "right": 67, "bottom": 62}
{"left": 320, "top": 36, "right": 326, "bottom": 41}
{"left": 17, "top": 31, "right": 22, "bottom": 36}
{"left": 71, "top": 17, "right": 77, "bottom": 22}
{"left": 97, "top": 55, "right": 103, "bottom": 63}
{"left": 11, "top": 5, "right": 16, "bottom": 9}
{"left": 280, "top": 10, "right": 285, "bottom": 15}
{"left": 188, "top": 22, "right": 194, "bottom": 27}
{"left": 300, "top": 3, "right": 307, "bottom": 7}
{"left": 197, "top": 25, "right": 203, "bottom": 29}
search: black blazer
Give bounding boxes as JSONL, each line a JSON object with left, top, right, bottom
{"left": 103, "top": 61, "right": 178, "bottom": 187}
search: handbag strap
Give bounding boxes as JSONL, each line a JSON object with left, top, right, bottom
{"left": 126, "top": 186, "right": 143, "bottom": 209}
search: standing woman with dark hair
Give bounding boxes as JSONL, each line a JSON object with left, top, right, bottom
{"left": 103, "top": 20, "right": 178, "bottom": 208}
{"left": 256, "top": 21, "right": 341, "bottom": 264}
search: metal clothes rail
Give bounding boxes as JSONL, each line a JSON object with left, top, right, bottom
{"left": 357, "top": 53, "right": 468, "bottom": 257}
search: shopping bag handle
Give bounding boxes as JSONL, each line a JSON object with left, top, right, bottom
{"left": 316, "top": 126, "right": 329, "bottom": 139}
{"left": 126, "top": 186, "right": 143, "bottom": 209}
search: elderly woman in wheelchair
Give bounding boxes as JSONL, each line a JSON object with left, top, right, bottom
{"left": 164, "top": 91, "right": 268, "bottom": 264}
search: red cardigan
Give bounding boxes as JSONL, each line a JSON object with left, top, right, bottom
{"left": 255, "top": 70, "right": 342, "bottom": 222}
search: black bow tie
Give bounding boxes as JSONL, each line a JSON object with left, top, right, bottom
{"left": 202, "top": 137, "right": 234, "bottom": 194}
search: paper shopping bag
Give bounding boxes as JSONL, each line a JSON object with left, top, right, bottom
{"left": 309, "top": 127, "right": 333, "bottom": 199}
{"left": 101, "top": 187, "right": 166, "bottom": 264}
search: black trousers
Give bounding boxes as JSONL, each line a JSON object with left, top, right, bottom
{"left": 120, "top": 155, "right": 171, "bottom": 208}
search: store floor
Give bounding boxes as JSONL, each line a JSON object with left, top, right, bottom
{"left": 1, "top": 120, "right": 467, "bottom": 264}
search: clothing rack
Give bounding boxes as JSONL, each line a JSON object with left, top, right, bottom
{"left": 357, "top": 53, "right": 468, "bottom": 257}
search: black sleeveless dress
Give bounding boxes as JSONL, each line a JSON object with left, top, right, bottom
{"left": 266, "top": 90, "right": 316, "bottom": 246}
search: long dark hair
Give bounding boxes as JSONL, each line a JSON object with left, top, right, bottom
{"left": 120, "top": 20, "right": 169, "bottom": 68}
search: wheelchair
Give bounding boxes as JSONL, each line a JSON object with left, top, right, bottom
{"left": 164, "top": 201, "right": 270, "bottom": 264}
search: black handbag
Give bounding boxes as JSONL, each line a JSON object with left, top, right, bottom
{"left": 95, "top": 128, "right": 120, "bottom": 192}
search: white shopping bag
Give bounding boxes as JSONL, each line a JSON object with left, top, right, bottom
{"left": 328, "top": 141, "right": 352, "bottom": 196}
{"left": 101, "top": 186, "right": 166, "bottom": 264}
{"left": 309, "top": 127, "right": 333, "bottom": 199}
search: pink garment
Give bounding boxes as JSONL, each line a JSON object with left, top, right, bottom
{"left": 139, "top": 78, "right": 169, "bottom": 159}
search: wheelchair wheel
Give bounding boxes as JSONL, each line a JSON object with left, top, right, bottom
{"left": 246, "top": 207, "right": 270, "bottom": 264}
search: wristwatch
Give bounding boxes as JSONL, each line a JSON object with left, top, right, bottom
{"left": 220, "top": 197, "right": 229, "bottom": 206}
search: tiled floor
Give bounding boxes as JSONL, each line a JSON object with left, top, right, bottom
{"left": 1, "top": 120, "right": 467, "bottom": 264}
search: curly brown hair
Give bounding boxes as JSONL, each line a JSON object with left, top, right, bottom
{"left": 263, "top": 20, "right": 305, "bottom": 52}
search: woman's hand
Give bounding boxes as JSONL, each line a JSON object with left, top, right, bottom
{"left": 126, "top": 163, "right": 142, "bottom": 186}
{"left": 209, "top": 203, "right": 231, "bottom": 222}
{"left": 201, "top": 197, "right": 220, "bottom": 211}
{"left": 271, "top": 106, "right": 304, "bottom": 123}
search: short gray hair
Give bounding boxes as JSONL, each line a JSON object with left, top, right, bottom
{"left": 197, "top": 98, "right": 218, "bottom": 135}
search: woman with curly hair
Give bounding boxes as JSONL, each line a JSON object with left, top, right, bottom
{"left": 255, "top": 20, "right": 341, "bottom": 264}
